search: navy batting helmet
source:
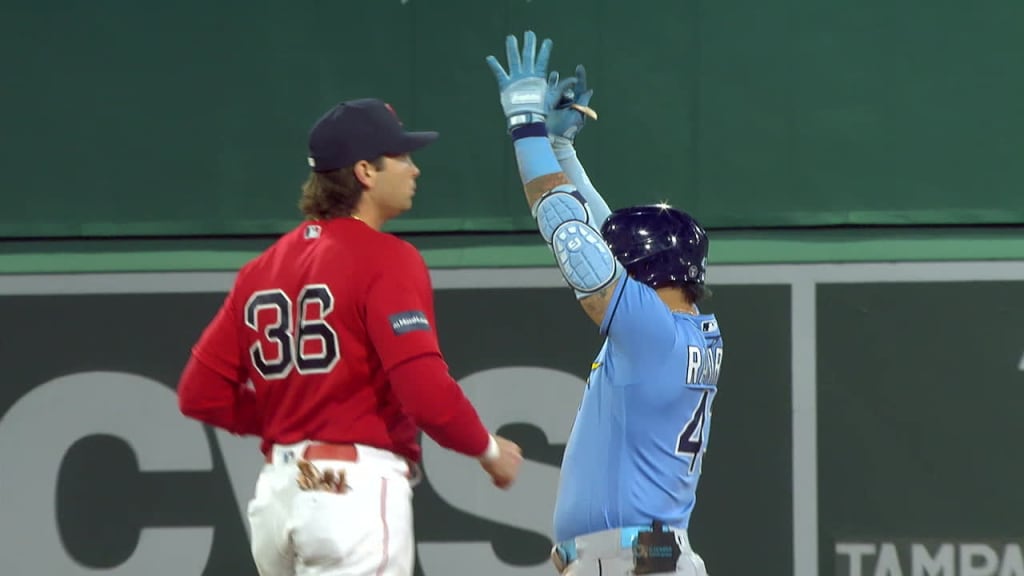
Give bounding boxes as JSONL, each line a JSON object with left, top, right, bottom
{"left": 600, "top": 204, "right": 709, "bottom": 288}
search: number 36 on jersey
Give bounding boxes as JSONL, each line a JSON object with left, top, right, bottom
{"left": 244, "top": 284, "right": 342, "bottom": 379}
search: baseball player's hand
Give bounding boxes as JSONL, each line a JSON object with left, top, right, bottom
{"left": 480, "top": 434, "right": 523, "bottom": 489}
{"left": 485, "top": 30, "right": 553, "bottom": 132}
{"left": 545, "top": 64, "right": 597, "bottom": 143}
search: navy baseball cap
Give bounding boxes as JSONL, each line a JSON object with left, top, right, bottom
{"left": 307, "top": 98, "right": 439, "bottom": 172}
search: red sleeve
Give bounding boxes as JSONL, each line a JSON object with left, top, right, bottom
{"left": 364, "top": 243, "right": 489, "bottom": 457}
{"left": 179, "top": 286, "right": 260, "bottom": 435}
{"left": 389, "top": 353, "right": 490, "bottom": 457}
{"left": 365, "top": 244, "right": 443, "bottom": 371}
{"left": 191, "top": 290, "right": 247, "bottom": 382}
{"left": 178, "top": 354, "right": 262, "bottom": 435}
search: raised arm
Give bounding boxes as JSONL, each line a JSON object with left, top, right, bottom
{"left": 544, "top": 64, "right": 611, "bottom": 228}
{"left": 485, "top": 31, "right": 622, "bottom": 326}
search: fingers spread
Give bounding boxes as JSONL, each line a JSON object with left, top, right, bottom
{"left": 505, "top": 34, "right": 521, "bottom": 73}
{"left": 522, "top": 30, "right": 537, "bottom": 71}
{"left": 536, "top": 37, "right": 553, "bottom": 75}
{"left": 485, "top": 55, "right": 509, "bottom": 83}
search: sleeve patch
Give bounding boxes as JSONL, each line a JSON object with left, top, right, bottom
{"left": 389, "top": 311, "right": 431, "bottom": 335}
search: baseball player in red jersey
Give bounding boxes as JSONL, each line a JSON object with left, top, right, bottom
{"left": 177, "top": 98, "right": 523, "bottom": 576}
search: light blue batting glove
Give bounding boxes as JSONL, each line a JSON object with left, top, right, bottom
{"left": 485, "top": 30, "right": 553, "bottom": 133}
{"left": 545, "top": 64, "right": 596, "bottom": 143}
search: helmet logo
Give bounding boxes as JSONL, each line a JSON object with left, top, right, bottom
{"left": 688, "top": 265, "right": 700, "bottom": 279}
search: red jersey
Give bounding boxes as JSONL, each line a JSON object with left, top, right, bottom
{"left": 187, "top": 217, "right": 489, "bottom": 462}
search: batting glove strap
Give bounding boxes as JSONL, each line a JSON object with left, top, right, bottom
{"left": 508, "top": 113, "right": 547, "bottom": 134}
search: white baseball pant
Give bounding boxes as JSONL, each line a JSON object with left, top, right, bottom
{"left": 247, "top": 441, "right": 417, "bottom": 576}
{"left": 552, "top": 526, "right": 708, "bottom": 576}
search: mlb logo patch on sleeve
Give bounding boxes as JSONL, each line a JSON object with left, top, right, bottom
{"left": 389, "top": 311, "right": 430, "bottom": 335}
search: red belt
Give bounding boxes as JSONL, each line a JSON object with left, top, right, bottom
{"left": 265, "top": 443, "right": 358, "bottom": 464}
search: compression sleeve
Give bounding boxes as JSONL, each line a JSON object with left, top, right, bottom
{"left": 550, "top": 136, "right": 611, "bottom": 228}
{"left": 388, "top": 353, "right": 491, "bottom": 458}
{"left": 511, "top": 123, "right": 563, "bottom": 184}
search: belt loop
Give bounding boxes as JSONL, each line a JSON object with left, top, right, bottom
{"left": 407, "top": 460, "right": 423, "bottom": 486}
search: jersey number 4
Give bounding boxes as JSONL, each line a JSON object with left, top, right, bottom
{"left": 244, "top": 285, "right": 340, "bottom": 379}
{"left": 676, "top": 389, "right": 710, "bottom": 474}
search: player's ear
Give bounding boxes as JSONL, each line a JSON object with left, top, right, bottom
{"left": 353, "top": 159, "right": 376, "bottom": 187}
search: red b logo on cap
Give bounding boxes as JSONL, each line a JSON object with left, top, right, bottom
{"left": 384, "top": 102, "right": 403, "bottom": 125}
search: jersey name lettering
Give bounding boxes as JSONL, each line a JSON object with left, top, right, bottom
{"left": 685, "top": 345, "right": 722, "bottom": 386}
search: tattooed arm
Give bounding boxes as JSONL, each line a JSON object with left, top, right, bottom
{"left": 486, "top": 31, "right": 623, "bottom": 327}
{"left": 523, "top": 171, "right": 623, "bottom": 327}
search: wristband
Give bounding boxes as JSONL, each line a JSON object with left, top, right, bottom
{"left": 479, "top": 434, "right": 500, "bottom": 462}
{"left": 508, "top": 112, "right": 546, "bottom": 133}
{"left": 510, "top": 121, "right": 548, "bottom": 141}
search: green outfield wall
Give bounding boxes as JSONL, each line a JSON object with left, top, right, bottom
{"left": 3, "top": 0, "right": 1024, "bottom": 238}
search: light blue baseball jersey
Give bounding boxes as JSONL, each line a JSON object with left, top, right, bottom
{"left": 553, "top": 275, "right": 723, "bottom": 542}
